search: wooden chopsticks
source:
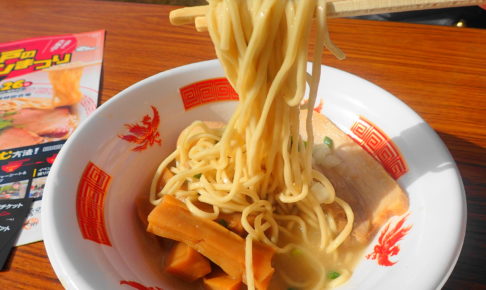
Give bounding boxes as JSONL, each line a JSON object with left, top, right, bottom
{"left": 328, "top": 0, "right": 486, "bottom": 17}
{"left": 169, "top": 0, "right": 486, "bottom": 31}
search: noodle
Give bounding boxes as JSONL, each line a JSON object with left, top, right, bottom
{"left": 245, "top": 236, "right": 256, "bottom": 290}
{"left": 151, "top": 0, "right": 356, "bottom": 288}
{"left": 48, "top": 65, "right": 84, "bottom": 107}
{"left": 0, "top": 64, "right": 84, "bottom": 111}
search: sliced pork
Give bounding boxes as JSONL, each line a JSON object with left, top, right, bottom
{"left": 6, "top": 107, "right": 75, "bottom": 138}
{"left": 301, "top": 111, "right": 409, "bottom": 245}
{"left": 0, "top": 127, "right": 43, "bottom": 150}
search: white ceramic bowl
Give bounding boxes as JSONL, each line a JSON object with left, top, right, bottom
{"left": 42, "top": 60, "right": 466, "bottom": 290}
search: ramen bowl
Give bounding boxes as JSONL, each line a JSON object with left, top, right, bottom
{"left": 42, "top": 60, "right": 466, "bottom": 290}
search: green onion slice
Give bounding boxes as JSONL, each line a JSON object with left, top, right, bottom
{"left": 327, "top": 271, "right": 341, "bottom": 280}
{"left": 323, "top": 136, "right": 333, "bottom": 148}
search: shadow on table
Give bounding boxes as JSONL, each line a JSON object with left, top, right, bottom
{"left": 435, "top": 131, "right": 486, "bottom": 289}
{"left": 385, "top": 121, "right": 485, "bottom": 287}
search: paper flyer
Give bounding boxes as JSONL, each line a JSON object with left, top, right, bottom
{"left": 0, "top": 30, "right": 105, "bottom": 246}
{"left": 0, "top": 198, "right": 33, "bottom": 268}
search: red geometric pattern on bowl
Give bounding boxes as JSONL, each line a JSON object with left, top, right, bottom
{"left": 76, "top": 161, "right": 112, "bottom": 246}
{"left": 179, "top": 77, "right": 239, "bottom": 110}
{"left": 350, "top": 116, "right": 408, "bottom": 179}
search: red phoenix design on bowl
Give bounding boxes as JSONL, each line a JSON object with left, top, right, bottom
{"left": 119, "top": 106, "right": 162, "bottom": 152}
{"left": 366, "top": 214, "right": 412, "bottom": 266}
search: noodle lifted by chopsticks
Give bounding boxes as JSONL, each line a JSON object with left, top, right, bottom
{"left": 151, "top": 1, "right": 353, "bottom": 289}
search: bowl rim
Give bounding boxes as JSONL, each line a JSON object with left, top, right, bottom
{"left": 42, "top": 59, "right": 467, "bottom": 290}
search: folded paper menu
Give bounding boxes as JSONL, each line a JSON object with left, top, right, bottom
{"left": 0, "top": 198, "right": 33, "bottom": 269}
{"left": 0, "top": 30, "right": 105, "bottom": 251}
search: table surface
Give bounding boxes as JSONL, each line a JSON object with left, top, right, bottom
{"left": 0, "top": 0, "right": 485, "bottom": 289}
